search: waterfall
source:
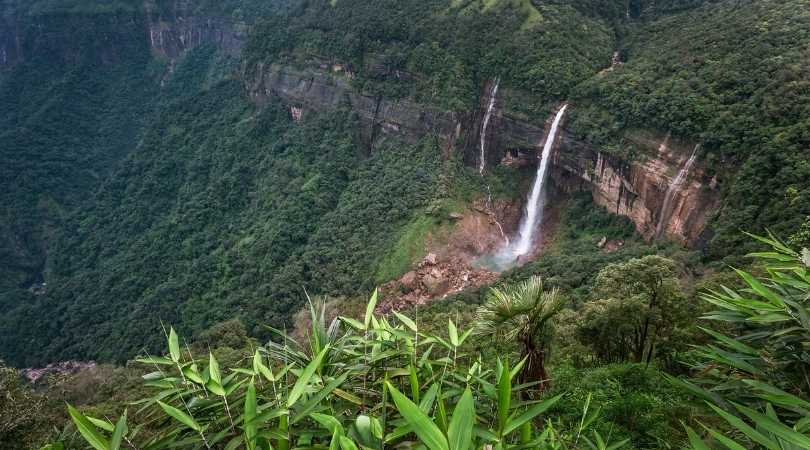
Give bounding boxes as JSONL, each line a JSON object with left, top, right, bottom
{"left": 479, "top": 78, "right": 500, "bottom": 175}
{"left": 499, "top": 105, "right": 567, "bottom": 261}
{"left": 655, "top": 144, "right": 700, "bottom": 238}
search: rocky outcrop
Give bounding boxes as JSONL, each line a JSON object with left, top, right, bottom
{"left": 551, "top": 131, "right": 721, "bottom": 246}
{"left": 247, "top": 64, "right": 721, "bottom": 246}
{"left": 144, "top": 2, "right": 245, "bottom": 59}
{"left": 377, "top": 253, "right": 498, "bottom": 314}
{"left": 0, "top": 2, "right": 244, "bottom": 72}
{"left": 247, "top": 63, "right": 470, "bottom": 153}
{"left": 21, "top": 360, "right": 96, "bottom": 384}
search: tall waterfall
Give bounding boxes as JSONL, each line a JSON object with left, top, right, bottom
{"left": 655, "top": 144, "right": 700, "bottom": 238}
{"left": 498, "top": 105, "right": 567, "bottom": 262}
{"left": 479, "top": 78, "right": 500, "bottom": 175}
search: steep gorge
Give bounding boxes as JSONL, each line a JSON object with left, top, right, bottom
{"left": 2, "top": 0, "right": 801, "bottom": 367}
{"left": 247, "top": 63, "right": 721, "bottom": 247}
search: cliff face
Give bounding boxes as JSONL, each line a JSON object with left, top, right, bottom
{"left": 144, "top": 1, "right": 245, "bottom": 59}
{"left": 247, "top": 64, "right": 467, "bottom": 153}
{"left": 551, "top": 131, "right": 720, "bottom": 246}
{"left": 248, "top": 65, "right": 721, "bottom": 246}
{"left": 0, "top": 1, "right": 244, "bottom": 72}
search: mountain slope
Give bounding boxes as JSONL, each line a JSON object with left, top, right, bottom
{"left": 0, "top": 0, "right": 808, "bottom": 365}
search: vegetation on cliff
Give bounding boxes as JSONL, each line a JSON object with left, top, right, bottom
{"left": 1, "top": 1, "right": 810, "bottom": 448}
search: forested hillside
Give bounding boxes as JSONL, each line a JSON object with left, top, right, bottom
{"left": 2, "top": 0, "right": 809, "bottom": 364}
{"left": 2, "top": 0, "right": 810, "bottom": 448}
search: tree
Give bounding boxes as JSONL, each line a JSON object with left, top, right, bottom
{"left": 0, "top": 361, "right": 47, "bottom": 447}
{"left": 475, "top": 275, "right": 565, "bottom": 390}
{"left": 589, "top": 255, "right": 690, "bottom": 365}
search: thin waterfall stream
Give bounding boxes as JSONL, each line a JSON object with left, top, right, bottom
{"left": 655, "top": 144, "right": 700, "bottom": 238}
{"left": 479, "top": 78, "right": 500, "bottom": 175}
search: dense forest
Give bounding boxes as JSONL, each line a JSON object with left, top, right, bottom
{"left": 1, "top": 0, "right": 810, "bottom": 448}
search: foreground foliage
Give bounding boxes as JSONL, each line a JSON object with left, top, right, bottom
{"left": 672, "top": 234, "right": 810, "bottom": 448}
{"left": 63, "top": 291, "right": 628, "bottom": 449}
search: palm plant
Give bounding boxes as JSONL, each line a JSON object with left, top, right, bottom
{"left": 476, "top": 275, "right": 565, "bottom": 390}
{"left": 61, "top": 286, "right": 624, "bottom": 450}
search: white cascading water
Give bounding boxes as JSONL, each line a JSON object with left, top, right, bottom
{"left": 479, "top": 78, "right": 500, "bottom": 175}
{"left": 498, "top": 104, "right": 568, "bottom": 262}
{"left": 655, "top": 144, "right": 700, "bottom": 238}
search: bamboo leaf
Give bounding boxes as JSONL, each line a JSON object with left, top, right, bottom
{"left": 110, "top": 411, "right": 128, "bottom": 450}
{"left": 734, "top": 403, "right": 810, "bottom": 448}
{"left": 504, "top": 394, "right": 563, "bottom": 435}
{"left": 287, "top": 344, "right": 330, "bottom": 407}
{"left": 448, "top": 319, "right": 459, "bottom": 347}
{"left": 67, "top": 405, "right": 109, "bottom": 450}
{"left": 209, "top": 353, "right": 222, "bottom": 386}
{"left": 245, "top": 382, "right": 258, "bottom": 447}
{"left": 292, "top": 372, "right": 349, "bottom": 423}
{"left": 497, "top": 361, "right": 511, "bottom": 435}
{"left": 339, "top": 436, "right": 359, "bottom": 450}
{"left": 157, "top": 400, "right": 201, "bottom": 431}
{"left": 340, "top": 316, "right": 366, "bottom": 330}
{"left": 705, "top": 403, "right": 777, "bottom": 450}
{"left": 447, "top": 388, "right": 474, "bottom": 450}
{"left": 684, "top": 424, "right": 710, "bottom": 450}
{"left": 386, "top": 382, "right": 449, "bottom": 450}
{"left": 394, "top": 311, "right": 418, "bottom": 333}
{"left": 169, "top": 327, "right": 181, "bottom": 363}
{"left": 365, "top": 289, "right": 378, "bottom": 329}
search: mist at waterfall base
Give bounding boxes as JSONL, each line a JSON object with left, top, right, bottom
{"left": 477, "top": 105, "right": 568, "bottom": 272}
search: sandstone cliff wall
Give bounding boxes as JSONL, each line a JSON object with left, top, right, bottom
{"left": 248, "top": 64, "right": 721, "bottom": 246}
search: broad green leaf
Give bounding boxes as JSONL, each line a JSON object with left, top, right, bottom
{"left": 497, "top": 361, "right": 511, "bottom": 435}
{"left": 705, "top": 403, "right": 777, "bottom": 450}
{"left": 245, "top": 382, "right": 258, "bottom": 447}
{"left": 735, "top": 403, "right": 810, "bottom": 448}
{"left": 67, "top": 405, "right": 109, "bottom": 450}
{"left": 701, "top": 425, "right": 747, "bottom": 450}
{"left": 86, "top": 417, "right": 114, "bottom": 432}
{"left": 339, "top": 436, "right": 359, "bottom": 450}
{"left": 394, "top": 311, "right": 418, "bottom": 333}
{"left": 287, "top": 344, "right": 330, "bottom": 407}
{"left": 135, "top": 356, "right": 174, "bottom": 365}
{"left": 447, "top": 388, "right": 474, "bottom": 450}
{"left": 448, "top": 320, "right": 459, "bottom": 347}
{"left": 206, "top": 378, "right": 226, "bottom": 396}
{"left": 340, "top": 317, "right": 366, "bottom": 330}
{"left": 684, "top": 425, "right": 710, "bottom": 450}
{"left": 409, "top": 364, "right": 420, "bottom": 403}
{"left": 386, "top": 382, "right": 449, "bottom": 450}
{"left": 182, "top": 365, "right": 204, "bottom": 384}
{"left": 310, "top": 413, "right": 344, "bottom": 435}
{"left": 364, "top": 289, "right": 378, "bottom": 329}
{"left": 209, "top": 353, "right": 222, "bottom": 386}
{"left": 504, "top": 394, "right": 563, "bottom": 434}
{"left": 157, "top": 400, "right": 201, "bottom": 431}
{"left": 110, "top": 412, "right": 128, "bottom": 450}
{"left": 169, "top": 327, "right": 181, "bottom": 363}
{"left": 292, "top": 372, "right": 350, "bottom": 423}
{"left": 355, "top": 415, "right": 374, "bottom": 446}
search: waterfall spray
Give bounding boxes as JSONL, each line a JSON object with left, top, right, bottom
{"left": 479, "top": 78, "right": 500, "bottom": 175}
{"left": 655, "top": 144, "right": 699, "bottom": 238}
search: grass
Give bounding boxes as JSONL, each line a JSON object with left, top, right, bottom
{"left": 375, "top": 214, "right": 448, "bottom": 284}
